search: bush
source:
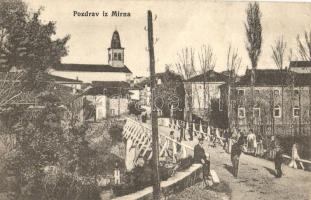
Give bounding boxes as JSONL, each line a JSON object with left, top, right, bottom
{"left": 108, "top": 125, "right": 123, "bottom": 144}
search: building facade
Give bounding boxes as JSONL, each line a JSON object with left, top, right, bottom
{"left": 224, "top": 67, "right": 311, "bottom": 137}
{"left": 184, "top": 70, "right": 228, "bottom": 121}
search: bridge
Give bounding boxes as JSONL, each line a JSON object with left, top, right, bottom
{"left": 119, "top": 117, "right": 311, "bottom": 200}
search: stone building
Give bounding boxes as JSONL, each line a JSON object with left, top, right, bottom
{"left": 84, "top": 81, "right": 130, "bottom": 120}
{"left": 223, "top": 67, "right": 311, "bottom": 136}
{"left": 184, "top": 70, "right": 228, "bottom": 122}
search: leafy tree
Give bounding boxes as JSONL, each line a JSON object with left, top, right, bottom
{"left": 5, "top": 88, "right": 99, "bottom": 200}
{"left": 0, "top": 0, "right": 69, "bottom": 89}
{"left": 156, "top": 67, "right": 185, "bottom": 120}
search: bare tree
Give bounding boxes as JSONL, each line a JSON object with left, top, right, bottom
{"left": 175, "top": 47, "right": 196, "bottom": 122}
{"left": 296, "top": 30, "right": 311, "bottom": 137}
{"left": 271, "top": 36, "right": 287, "bottom": 135}
{"left": 226, "top": 45, "right": 241, "bottom": 132}
{"left": 198, "top": 45, "right": 216, "bottom": 121}
{"left": 245, "top": 2, "right": 262, "bottom": 129}
{"left": 297, "top": 31, "right": 311, "bottom": 61}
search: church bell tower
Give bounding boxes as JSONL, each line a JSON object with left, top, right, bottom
{"left": 108, "top": 30, "right": 124, "bottom": 68}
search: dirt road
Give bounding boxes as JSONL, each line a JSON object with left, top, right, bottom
{"left": 154, "top": 125, "right": 311, "bottom": 200}
{"left": 169, "top": 144, "right": 311, "bottom": 200}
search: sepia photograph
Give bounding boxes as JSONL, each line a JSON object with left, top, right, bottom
{"left": 0, "top": 0, "right": 311, "bottom": 199}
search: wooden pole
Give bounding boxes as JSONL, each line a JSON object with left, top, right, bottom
{"left": 147, "top": 10, "right": 161, "bottom": 200}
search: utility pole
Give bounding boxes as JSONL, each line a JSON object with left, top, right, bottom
{"left": 147, "top": 10, "right": 161, "bottom": 199}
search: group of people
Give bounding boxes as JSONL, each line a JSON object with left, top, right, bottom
{"left": 193, "top": 129, "right": 285, "bottom": 182}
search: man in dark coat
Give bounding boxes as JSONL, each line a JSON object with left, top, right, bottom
{"left": 194, "top": 137, "right": 210, "bottom": 185}
{"left": 231, "top": 139, "right": 244, "bottom": 178}
{"left": 275, "top": 146, "right": 283, "bottom": 178}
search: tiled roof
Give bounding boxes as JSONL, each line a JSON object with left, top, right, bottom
{"left": 236, "top": 69, "right": 311, "bottom": 86}
{"left": 0, "top": 72, "right": 82, "bottom": 84}
{"left": 52, "top": 63, "right": 132, "bottom": 73}
{"left": 186, "top": 70, "right": 228, "bottom": 82}
{"left": 85, "top": 82, "right": 130, "bottom": 96}
{"left": 42, "top": 74, "right": 82, "bottom": 83}
{"left": 289, "top": 61, "right": 311, "bottom": 68}
{"left": 92, "top": 81, "right": 130, "bottom": 88}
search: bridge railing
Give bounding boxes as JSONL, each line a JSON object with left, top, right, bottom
{"left": 159, "top": 117, "right": 311, "bottom": 171}
{"left": 123, "top": 118, "right": 194, "bottom": 166}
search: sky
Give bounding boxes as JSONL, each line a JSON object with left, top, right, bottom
{"left": 24, "top": 0, "right": 311, "bottom": 76}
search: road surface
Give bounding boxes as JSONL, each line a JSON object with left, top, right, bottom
{"left": 156, "top": 124, "right": 311, "bottom": 200}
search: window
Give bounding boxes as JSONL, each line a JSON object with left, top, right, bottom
{"left": 294, "top": 89, "right": 299, "bottom": 96}
{"left": 238, "top": 89, "right": 245, "bottom": 96}
{"left": 274, "top": 89, "right": 280, "bottom": 96}
{"left": 238, "top": 107, "right": 245, "bottom": 118}
{"left": 274, "top": 105, "right": 281, "bottom": 118}
{"left": 114, "top": 53, "right": 118, "bottom": 59}
{"left": 293, "top": 106, "right": 300, "bottom": 117}
{"left": 219, "top": 99, "right": 223, "bottom": 111}
{"left": 255, "top": 89, "right": 260, "bottom": 95}
{"left": 110, "top": 109, "right": 115, "bottom": 116}
{"left": 118, "top": 53, "right": 122, "bottom": 60}
{"left": 253, "top": 107, "right": 260, "bottom": 118}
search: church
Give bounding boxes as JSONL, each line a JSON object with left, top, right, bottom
{"left": 48, "top": 30, "right": 133, "bottom": 83}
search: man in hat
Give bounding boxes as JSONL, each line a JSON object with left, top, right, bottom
{"left": 194, "top": 136, "right": 210, "bottom": 185}
{"left": 274, "top": 145, "right": 283, "bottom": 178}
{"left": 231, "top": 137, "right": 244, "bottom": 178}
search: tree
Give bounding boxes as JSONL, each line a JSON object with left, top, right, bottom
{"left": 6, "top": 88, "right": 100, "bottom": 200}
{"left": 296, "top": 30, "right": 311, "bottom": 137}
{"left": 297, "top": 30, "right": 311, "bottom": 61}
{"left": 175, "top": 47, "right": 196, "bottom": 122}
{"left": 226, "top": 45, "right": 241, "bottom": 132}
{"left": 271, "top": 36, "right": 287, "bottom": 135}
{"left": 198, "top": 45, "right": 216, "bottom": 121}
{"left": 156, "top": 67, "right": 185, "bottom": 119}
{"left": 0, "top": 0, "right": 70, "bottom": 88}
{"left": 245, "top": 2, "right": 262, "bottom": 128}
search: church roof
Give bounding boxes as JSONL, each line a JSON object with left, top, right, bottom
{"left": 110, "top": 30, "right": 122, "bottom": 49}
{"left": 52, "top": 63, "right": 132, "bottom": 73}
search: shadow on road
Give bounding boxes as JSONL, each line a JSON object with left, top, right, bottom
{"left": 263, "top": 167, "right": 276, "bottom": 177}
{"left": 223, "top": 164, "right": 234, "bottom": 176}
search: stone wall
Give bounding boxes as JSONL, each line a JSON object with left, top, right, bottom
{"left": 111, "top": 164, "right": 203, "bottom": 200}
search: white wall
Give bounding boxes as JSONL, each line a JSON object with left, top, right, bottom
{"left": 129, "top": 89, "right": 140, "bottom": 100}
{"left": 290, "top": 67, "right": 311, "bottom": 74}
{"left": 191, "top": 82, "right": 224, "bottom": 109}
{"left": 49, "top": 70, "right": 131, "bottom": 83}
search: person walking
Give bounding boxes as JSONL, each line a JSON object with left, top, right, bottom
{"left": 255, "top": 134, "right": 263, "bottom": 157}
{"left": 194, "top": 136, "right": 210, "bottom": 186}
{"left": 231, "top": 139, "right": 244, "bottom": 178}
{"left": 223, "top": 129, "right": 229, "bottom": 150}
{"left": 274, "top": 146, "right": 283, "bottom": 178}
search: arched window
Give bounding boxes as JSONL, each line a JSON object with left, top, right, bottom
{"left": 274, "top": 105, "right": 281, "bottom": 118}
{"left": 118, "top": 53, "right": 122, "bottom": 60}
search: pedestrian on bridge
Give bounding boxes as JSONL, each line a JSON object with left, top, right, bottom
{"left": 194, "top": 136, "right": 210, "bottom": 186}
